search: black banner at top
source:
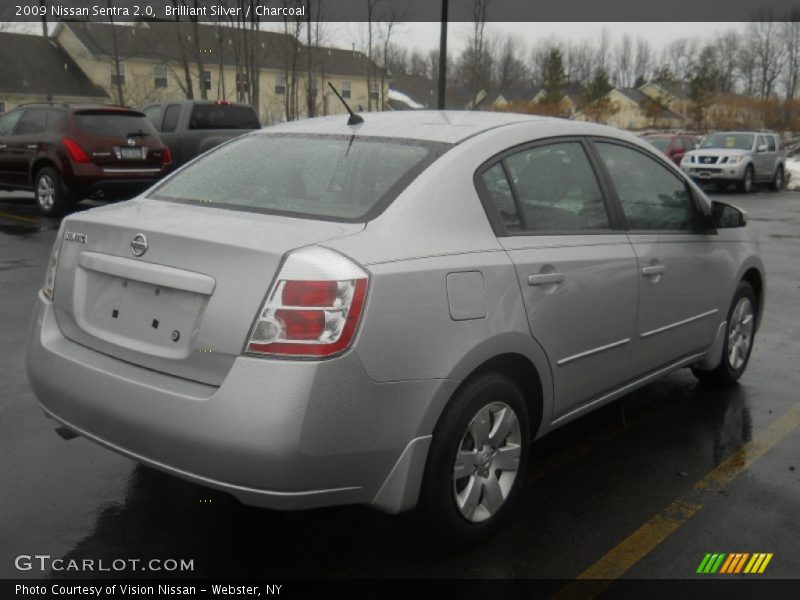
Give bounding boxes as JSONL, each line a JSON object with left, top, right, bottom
{"left": 1, "top": 0, "right": 800, "bottom": 23}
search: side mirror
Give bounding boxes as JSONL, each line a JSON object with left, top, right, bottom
{"left": 757, "top": 144, "right": 768, "bottom": 153}
{"left": 712, "top": 200, "right": 747, "bottom": 229}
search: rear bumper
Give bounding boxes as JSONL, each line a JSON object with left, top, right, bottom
{"left": 27, "top": 292, "right": 454, "bottom": 512}
{"left": 66, "top": 163, "right": 167, "bottom": 198}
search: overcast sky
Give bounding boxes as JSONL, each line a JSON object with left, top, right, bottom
{"left": 8, "top": 20, "right": 744, "bottom": 55}
{"left": 338, "top": 22, "right": 744, "bottom": 54}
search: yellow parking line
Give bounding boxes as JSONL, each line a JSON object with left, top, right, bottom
{"left": 554, "top": 404, "right": 800, "bottom": 599}
{"left": 0, "top": 210, "right": 40, "bottom": 224}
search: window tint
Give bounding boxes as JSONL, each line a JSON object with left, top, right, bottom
{"left": 152, "top": 134, "right": 448, "bottom": 221}
{"left": 74, "top": 111, "right": 157, "bottom": 139}
{"left": 189, "top": 104, "right": 260, "bottom": 130}
{"left": 143, "top": 105, "right": 161, "bottom": 128}
{"left": 0, "top": 110, "right": 22, "bottom": 136}
{"left": 595, "top": 142, "right": 700, "bottom": 231}
{"left": 480, "top": 162, "right": 520, "bottom": 232}
{"left": 161, "top": 104, "right": 181, "bottom": 132}
{"left": 503, "top": 142, "right": 610, "bottom": 231}
{"left": 16, "top": 109, "right": 46, "bottom": 135}
{"left": 757, "top": 135, "right": 766, "bottom": 151}
{"left": 46, "top": 109, "right": 67, "bottom": 131}
{"left": 767, "top": 136, "right": 776, "bottom": 152}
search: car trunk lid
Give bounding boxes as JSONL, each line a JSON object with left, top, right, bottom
{"left": 52, "top": 198, "right": 364, "bottom": 386}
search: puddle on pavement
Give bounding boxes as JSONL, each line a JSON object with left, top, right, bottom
{"left": 0, "top": 222, "right": 56, "bottom": 236}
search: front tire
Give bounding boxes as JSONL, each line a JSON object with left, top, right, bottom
{"left": 34, "top": 167, "right": 73, "bottom": 216}
{"left": 770, "top": 166, "right": 784, "bottom": 191}
{"left": 738, "top": 165, "right": 755, "bottom": 193}
{"left": 417, "top": 372, "right": 529, "bottom": 547}
{"left": 692, "top": 281, "right": 757, "bottom": 385}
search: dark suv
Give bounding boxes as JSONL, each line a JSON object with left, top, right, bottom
{"left": 0, "top": 103, "right": 171, "bottom": 215}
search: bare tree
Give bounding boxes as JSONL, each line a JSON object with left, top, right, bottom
{"left": 748, "top": 13, "right": 785, "bottom": 98}
{"left": 614, "top": 34, "right": 633, "bottom": 87}
{"left": 634, "top": 37, "right": 653, "bottom": 86}
{"left": 781, "top": 14, "right": 800, "bottom": 122}
{"left": 495, "top": 34, "right": 528, "bottom": 90}
{"left": 712, "top": 30, "right": 741, "bottom": 94}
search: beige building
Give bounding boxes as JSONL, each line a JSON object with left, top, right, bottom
{"left": 574, "top": 87, "right": 687, "bottom": 130}
{"left": 0, "top": 31, "right": 108, "bottom": 115}
{"left": 52, "top": 21, "right": 386, "bottom": 124}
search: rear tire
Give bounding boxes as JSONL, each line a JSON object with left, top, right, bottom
{"left": 34, "top": 167, "right": 73, "bottom": 217}
{"left": 417, "top": 372, "right": 529, "bottom": 547}
{"left": 738, "top": 165, "right": 755, "bottom": 193}
{"left": 770, "top": 166, "right": 784, "bottom": 191}
{"left": 692, "top": 281, "right": 757, "bottom": 385}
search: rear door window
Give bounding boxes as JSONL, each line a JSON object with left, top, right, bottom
{"left": 767, "top": 136, "right": 776, "bottom": 152}
{"left": 73, "top": 111, "right": 158, "bottom": 139}
{"left": 16, "top": 109, "right": 46, "bottom": 135}
{"left": 188, "top": 104, "right": 260, "bottom": 130}
{"left": 161, "top": 105, "right": 181, "bottom": 133}
{"left": 0, "top": 110, "right": 22, "bottom": 136}
{"left": 500, "top": 141, "right": 611, "bottom": 232}
{"left": 478, "top": 163, "right": 521, "bottom": 232}
{"left": 152, "top": 134, "right": 449, "bottom": 221}
{"left": 594, "top": 141, "right": 701, "bottom": 231}
{"left": 46, "top": 109, "right": 67, "bottom": 132}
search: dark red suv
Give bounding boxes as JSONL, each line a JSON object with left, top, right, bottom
{"left": 640, "top": 132, "right": 699, "bottom": 165}
{"left": 0, "top": 103, "right": 171, "bottom": 215}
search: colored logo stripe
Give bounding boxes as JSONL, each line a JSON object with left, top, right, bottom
{"left": 698, "top": 553, "right": 773, "bottom": 574}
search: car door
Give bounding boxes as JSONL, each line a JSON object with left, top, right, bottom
{"left": 7, "top": 108, "right": 46, "bottom": 186}
{"left": 591, "top": 139, "right": 725, "bottom": 379}
{"left": 753, "top": 135, "right": 770, "bottom": 180}
{"left": 0, "top": 109, "right": 23, "bottom": 182}
{"left": 765, "top": 135, "right": 778, "bottom": 178}
{"left": 476, "top": 138, "right": 639, "bottom": 419}
{"left": 669, "top": 137, "right": 685, "bottom": 164}
{"left": 157, "top": 103, "right": 182, "bottom": 165}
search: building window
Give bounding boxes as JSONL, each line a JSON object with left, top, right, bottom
{"left": 275, "top": 74, "right": 287, "bottom": 95}
{"left": 154, "top": 65, "right": 168, "bottom": 89}
{"left": 341, "top": 81, "right": 351, "bottom": 99}
{"left": 0, "top": 101, "right": 5, "bottom": 115}
{"left": 202, "top": 70, "right": 212, "bottom": 91}
{"left": 110, "top": 62, "right": 126, "bottom": 86}
{"left": 236, "top": 72, "right": 249, "bottom": 94}
{"left": 369, "top": 80, "right": 379, "bottom": 100}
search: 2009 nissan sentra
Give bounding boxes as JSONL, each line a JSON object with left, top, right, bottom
{"left": 27, "top": 111, "right": 764, "bottom": 546}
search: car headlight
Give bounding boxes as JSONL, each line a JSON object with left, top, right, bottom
{"left": 682, "top": 155, "right": 695, "bottom": 164}
{"left": 725, "top": 156, "right": 742, "bottom": 164}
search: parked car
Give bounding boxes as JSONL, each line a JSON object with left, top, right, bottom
{"left": 641, "top": 132, "right": 699, "bottom": 164}
{"left": 680, "top": 131, "right": 785, "bottom": 192}
{"left": 0, "top": 103, "right": 171, "bottom": 216}
{"left": 142, "top": 100, "right": 260, "bottom": 168}
{"left": 27, "top": 112, "right": 764, "bottom": 546}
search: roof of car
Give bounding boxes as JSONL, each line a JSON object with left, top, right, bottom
{"left": 262, "top": 111, "right": 552, "bottom": 144}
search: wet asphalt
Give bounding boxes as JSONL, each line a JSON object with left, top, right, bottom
{"left": 0, "top": 189, "right": 798, "bottom": 582}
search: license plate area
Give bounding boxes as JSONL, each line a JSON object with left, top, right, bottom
{"left": 114, "top": 146, "right": 147, "bottom": 160}
{"left": 74, "top": 268, "right": 206, "bottom": 359}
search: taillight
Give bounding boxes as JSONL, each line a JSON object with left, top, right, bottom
{"left": 246, "top": 247, "right": 369, "bottom": 358}
{"left": 61, "top": 138, "right": 90, "bottom": 163}
{"left": 43, "top": 228, "right": 64, "bottom": 301}
{"left": 162, "top": 146, "right": 172, "bottom": 167}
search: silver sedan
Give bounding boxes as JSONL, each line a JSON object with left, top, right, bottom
{"left": 27, "top": 111, "right": 764, "bottom": 546}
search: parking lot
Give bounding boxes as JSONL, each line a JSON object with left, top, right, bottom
{"left": 1, "top": 188, "right": 798, "bottom": 585}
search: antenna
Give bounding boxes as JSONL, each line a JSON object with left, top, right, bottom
{"left": 328, "top": 82, "right": 364, "bottom": 126}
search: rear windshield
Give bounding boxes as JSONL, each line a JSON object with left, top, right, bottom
{"left": 189, "top": 104, "right": 260, "bottom": 130}
{"left": 151, "top": 134, "right": 450, "bottom": 221}
{"left": 700, "top": 133, "right": 754, "bottom": 151}
{"left": 74, "top": 111, "right": 158, "bottom": 139}
{"left": 644, "top": 137, "right": 670, "bottom": 152}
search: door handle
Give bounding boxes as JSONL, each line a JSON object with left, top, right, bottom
{"left": 528, "top": 273, "right": 565, "bottom": 286}
{"left": 642, "top": 265, "right": 666, "bottom": 277}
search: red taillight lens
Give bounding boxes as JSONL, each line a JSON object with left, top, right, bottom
{"left": 282, "top": 280, "right": 338, "bottom": 307}
{"left": 246, "top": 248, "right": 369, "bottom": 358}
{"left": 61, "top": 138, "right": 90, "bottom": 163}
{"left": 162, "top": 146, "right": 172, "bottom": 166}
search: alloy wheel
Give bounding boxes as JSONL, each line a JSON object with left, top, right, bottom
{"left": 728, "top": 297, "right": 754, "bottom": 370}
{"left": 452, "top": 401, "right": 521, "bottom": 523}
{"left": 37, "top": 175, "right": 55, "bottom": 210}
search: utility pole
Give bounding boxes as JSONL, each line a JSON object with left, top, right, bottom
{"left": 437, "top": 0, "right": 448, "bottom": 109}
